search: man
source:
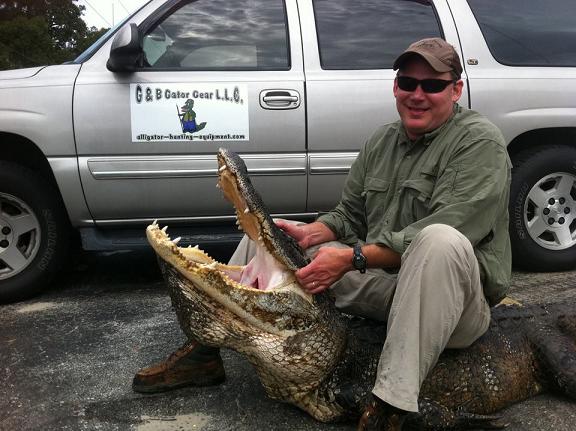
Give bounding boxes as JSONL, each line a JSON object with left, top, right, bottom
{"left": 133, "top": 38, "right": 511, "bottom": 430}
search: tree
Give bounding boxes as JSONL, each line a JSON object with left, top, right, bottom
{"left": 0, "top": 0, "right": 109, "bottom": 69}
{"left": 0, "top": 15, "right": 54, "bottom": 69}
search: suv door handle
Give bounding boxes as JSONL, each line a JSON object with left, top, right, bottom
{"left": 260, "top": 89, "right": 300, "bottom": 110}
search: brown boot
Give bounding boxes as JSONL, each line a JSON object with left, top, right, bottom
{"left": 132, "top": 341, "right": 225, "bottom": 393}
{"left": 357, "top": 395, "right": 408, "bottom": 431}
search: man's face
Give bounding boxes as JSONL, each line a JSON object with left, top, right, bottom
{"left": 393, "top": 57, "right": 463, "bottom": 140}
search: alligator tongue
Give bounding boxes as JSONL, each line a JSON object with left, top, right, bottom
{"left": 238, "top": 242, "right": 294, "bottom": 290}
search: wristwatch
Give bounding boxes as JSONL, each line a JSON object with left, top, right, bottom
{"left": 352, "top": 244, "right": 367, "bottom": 274}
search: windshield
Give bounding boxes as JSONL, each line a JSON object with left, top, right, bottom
{"left": 73, "top": 1, "right": 152, "bottom": 63}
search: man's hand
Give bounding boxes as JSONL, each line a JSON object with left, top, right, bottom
{"left": 274, "top": 219, "right": 311, "bottom": 249}
{"left": 295, "top": 246, "right": 352, "bottom": 294}
{"left": 275, "top": 219, "right": 337, "bottom": 250}
{"left": 275, "top": 219, "right": 401, "bottom": 294}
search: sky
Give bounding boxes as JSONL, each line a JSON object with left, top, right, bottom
{"left": 78, "top": 0, "right": 149, "bottom": 29}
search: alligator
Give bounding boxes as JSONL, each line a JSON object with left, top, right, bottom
{"left": 146, "top": 148, "right": 576, "bottom": 429}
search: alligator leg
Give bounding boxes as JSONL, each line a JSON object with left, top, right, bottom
{"left": 528, "top": 317, "right": 576, "bottom": 400}
{"left": 405, "top": 399, "right": 508, "bottom": 430}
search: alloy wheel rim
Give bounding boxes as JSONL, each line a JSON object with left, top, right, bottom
{"left": 0, "top": 192, "right": 41, "bottom": 280}
{"left": 523, "top": 172, "right": 576, "bottom": 251}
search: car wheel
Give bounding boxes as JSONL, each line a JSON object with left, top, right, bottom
{"left": 509, "top": 145, "right": 576, "bottom": 271}
{"left": 0, "top": 162, "right": 70, "bottom": 303}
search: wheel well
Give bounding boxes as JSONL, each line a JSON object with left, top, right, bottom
{"left": 507, "top": 128, "right": 576, "bottom": 159}
{"left": 0, "top": 132, "right": 60, "bottom": 186}
{"left": 0, "top": 132, "right": 74, "bottom": 230}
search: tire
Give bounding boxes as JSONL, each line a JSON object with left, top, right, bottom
{"left": 0, "top": 162, "right": 70, "bottom": 303}
{"left": 509, "top": 145, "right": 576, "bottom": 271}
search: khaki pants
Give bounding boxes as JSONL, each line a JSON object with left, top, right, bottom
{"left": 229, "top": 223, "right": 490, "bottom": 413}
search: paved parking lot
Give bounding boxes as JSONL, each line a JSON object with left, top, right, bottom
{"left": 2, "top": 248, "right": 576, "bottom": 430}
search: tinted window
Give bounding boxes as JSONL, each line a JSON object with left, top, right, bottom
{"left": 313, "top": 0, "right": 441, "bottom": 70}
{"left": 468, "top": 0, "right": 576, "bottom": 66}
{"left": 142, "top": 0, "right": 289, "bottom": 70}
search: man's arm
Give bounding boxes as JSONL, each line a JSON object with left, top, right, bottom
{"left": 276, "top": 220, "right": 401, "bottom": 293}
{"left": 296, "top": 243, "right": 401, "bottom": 294}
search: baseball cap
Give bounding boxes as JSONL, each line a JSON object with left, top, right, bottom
{"left": 393, "top": 38, "right": 463, "bottom": 79}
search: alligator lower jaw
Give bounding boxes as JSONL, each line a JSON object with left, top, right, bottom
{"left": 145, "top": 221, "right": 315, "bottom": 336}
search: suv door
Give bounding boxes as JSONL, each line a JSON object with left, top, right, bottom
{"left": 300, "top": 0, "right": 468, "bottom": 212}
{"left": 74, "top": 0, "right": 305, "bottom": 224}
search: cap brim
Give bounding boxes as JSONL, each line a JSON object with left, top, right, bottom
{"left": 393, "top": 51, "right": 452, "bottom": 73}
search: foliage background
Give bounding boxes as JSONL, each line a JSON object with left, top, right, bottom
{"left": 0, "top": 0, "right": 108, "bottom": 70}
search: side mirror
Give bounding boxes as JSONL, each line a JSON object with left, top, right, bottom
{"left": 106, "top": 23, "right": 144, "bottom": 72}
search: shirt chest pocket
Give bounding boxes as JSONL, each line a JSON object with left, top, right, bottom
{"left": 362, "top": 177, "right": 390, "bottom": 219}
{"left": 400, "top": 177, "right": 435, "bottom": 222}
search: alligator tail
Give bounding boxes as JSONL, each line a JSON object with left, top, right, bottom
{"left": 409, "top": 399, "right": 508, "bottom": 430}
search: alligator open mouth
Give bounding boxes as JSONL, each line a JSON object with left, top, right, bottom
{"left": 145, "top": 148, "right": 322, "bottom": 335}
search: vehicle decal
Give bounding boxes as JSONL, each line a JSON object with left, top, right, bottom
{"left": 130, "top": 83, "right": 249, "bottom": 142}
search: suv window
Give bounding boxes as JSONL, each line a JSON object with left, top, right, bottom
{"left": 142, "top": 0, "right": 289, "bottom": 70}
{"left": 313, "top": 0, "right": 441, "bottom": 70}
{"left": 468, "top": 0, "right": 576, "bottom": 67}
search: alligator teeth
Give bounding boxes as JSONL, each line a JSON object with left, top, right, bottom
{"left": 173, "top": 236, "right": 182, "bottom": 245}
{"left": 152, "top": 219, "right": 158, "bottom": 226}
{"left": 161, "top": 226, "right": 168, "bottom": 233}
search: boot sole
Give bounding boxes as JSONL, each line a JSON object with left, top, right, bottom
{"left": 132, "top": 373, "right": 226, "bottom": 394}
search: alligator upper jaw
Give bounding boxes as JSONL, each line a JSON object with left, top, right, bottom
{"left": 216, "top": 148, "right": 309, "bottom": 272}
{"left": 217, "top": 155, "right": 262, "bottom": 245}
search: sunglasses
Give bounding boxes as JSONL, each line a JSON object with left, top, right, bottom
{"left": 396, "top": 76, "right": 455, "bottom": 94}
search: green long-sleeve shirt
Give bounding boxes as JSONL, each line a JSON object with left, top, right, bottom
{"left": 318, "top": 105, "right": 512, "bottom": 306}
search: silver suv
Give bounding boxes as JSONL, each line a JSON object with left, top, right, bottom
{"left": 1, "top": 0, "right": 575, "bottom": 303}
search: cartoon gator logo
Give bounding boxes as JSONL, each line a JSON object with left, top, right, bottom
{"left": 177, "top": 99, "right": 206, "bottom": 133}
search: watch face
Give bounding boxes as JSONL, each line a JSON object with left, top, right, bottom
{"left": 353, "top": 245, "right": 366, "bottom": 272}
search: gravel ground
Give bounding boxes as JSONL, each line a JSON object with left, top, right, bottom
{"left": 1, "top": 249, "right": 575, "bottom": 431}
